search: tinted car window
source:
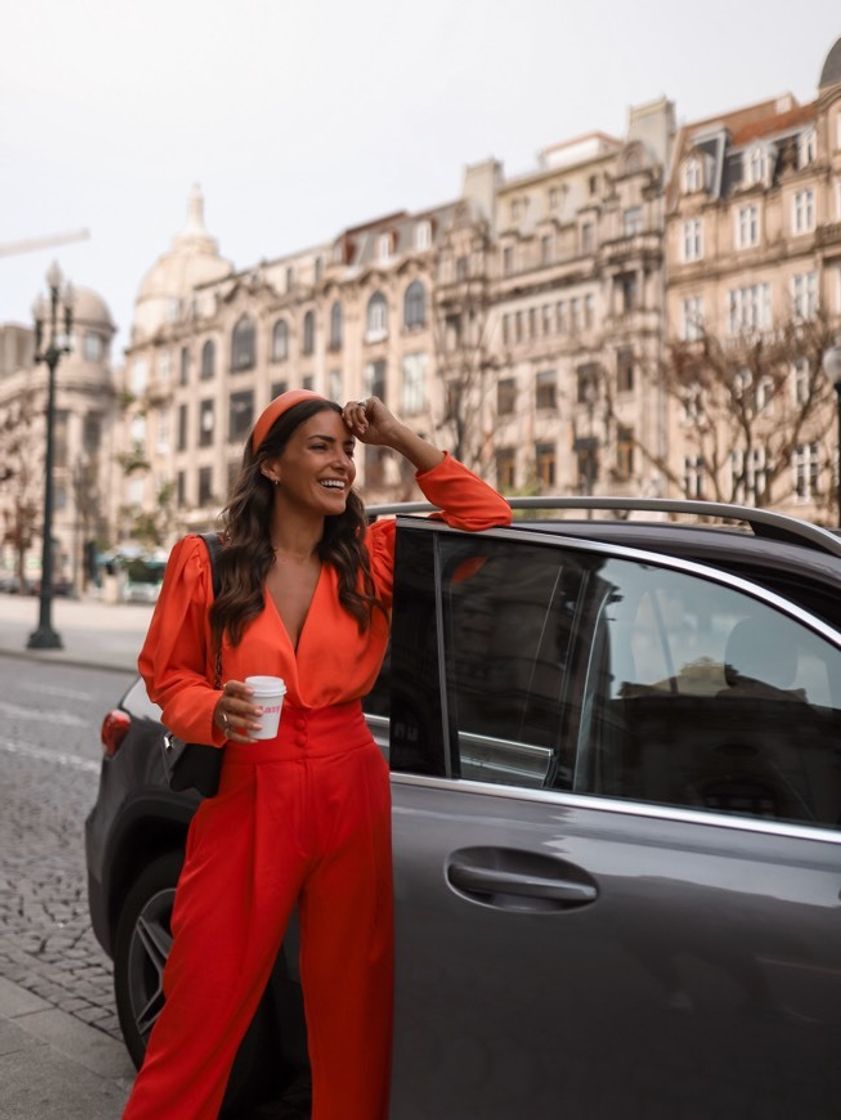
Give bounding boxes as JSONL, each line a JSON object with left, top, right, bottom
{"left": 576, "top": 557, "right": 841, "bottom": 828}
{"left": 439, "top": 536, "right": 585, "bottom": 789}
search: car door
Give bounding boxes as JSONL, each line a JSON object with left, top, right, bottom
{"left": 387, "top": 521, "right": 841, "bottom": 1120}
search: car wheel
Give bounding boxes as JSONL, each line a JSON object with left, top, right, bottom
{"left": 113, "top": 850, "right": 182, "bottom": 1070}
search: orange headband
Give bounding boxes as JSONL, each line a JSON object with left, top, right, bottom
{"left": 251, "top": 389, "right": 329, "bottom": 452}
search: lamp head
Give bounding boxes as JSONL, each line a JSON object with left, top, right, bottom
{"left": 46, "top": 260, "right": 63, "bottom": 292}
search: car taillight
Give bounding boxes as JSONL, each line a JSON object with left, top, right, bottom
{"left": 101, "top": 709, "right": 131, "bottom": 757}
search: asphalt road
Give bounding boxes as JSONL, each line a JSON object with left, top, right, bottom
{"left": 0, "top": 657, "right": 134, "bottom": 1042}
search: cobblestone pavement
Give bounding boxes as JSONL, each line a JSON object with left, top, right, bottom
{"left": 0, "top": 657, "right": 134, "bottom": 1043}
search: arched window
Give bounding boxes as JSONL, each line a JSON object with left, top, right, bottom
{"left": 231, "top": 315, "right": 256, "bottom": 371}
{"left": 200, "top": 339, "right": 215, "bottom": 379}
{"left": 271, "top": 319, "right": 288, "bottom": 361}
{"left": 403, "top": 281, "right": 426, "bottom": 328}
{"left": 302, "top": 310, "right": 315, "bottom": 356}
{"left": 366, "top": 292, "right": 388, "bottom": 341}
{"left": 329, "top": 301, "right": 343, "bottom": 350}
{"left": 746, "top": 145, "right": 767, "bottom": 187}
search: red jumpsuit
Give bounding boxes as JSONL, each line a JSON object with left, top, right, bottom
{"left": 121, "top": 453, "right": 511, "bottom": 1120}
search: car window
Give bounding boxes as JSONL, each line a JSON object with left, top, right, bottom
{"left": 576, "top": 556, "right": 841, "bottom": 828}
{"left": 439, "top": 536, "right": 586, "bottom": 789}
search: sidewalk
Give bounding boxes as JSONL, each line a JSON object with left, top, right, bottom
{"left": 0, "top": 594, "right": 153, "bottom": 674}
{"left": 0, "top": 975, "right": 132, "bottom": 1119}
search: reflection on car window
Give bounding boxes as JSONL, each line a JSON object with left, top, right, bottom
{"left": 577, "top": 558, "right": 841, "bottom": 828}
{"left": 440, "top": 537, "right": 585, "bottom": 790}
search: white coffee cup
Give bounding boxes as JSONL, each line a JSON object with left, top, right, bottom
{"left": 245, "top": 675, "right": 287, "bottom": 739}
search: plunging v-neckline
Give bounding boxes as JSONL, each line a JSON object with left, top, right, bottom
{"left": 265, "top": 562, "right": 325, "bottom": 657}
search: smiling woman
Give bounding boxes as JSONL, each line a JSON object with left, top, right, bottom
{"left": 123, "top": 388, "right": 511, "bottom": 1120}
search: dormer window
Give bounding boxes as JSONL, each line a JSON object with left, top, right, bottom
{"left": 745, "top": 145, "right": 767, "bottom": 187}
{"left": 682, "top": 158, "right": 702, "bottom": 193}
{"left": 798, "top": 127, "right": 817, "bottom": 168}
{"left": 378, "top": 234, "right": 392, "bottom": 262}
{"left": 414, "top": 221, "right": 432, "bottom": 251}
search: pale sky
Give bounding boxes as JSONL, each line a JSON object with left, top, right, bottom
{"left": 1, "top": 0, "right": 839, "bottom": 356}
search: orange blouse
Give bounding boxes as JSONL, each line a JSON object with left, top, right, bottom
{"left": 138, "top": 452, "right": 511, "bottom": 746}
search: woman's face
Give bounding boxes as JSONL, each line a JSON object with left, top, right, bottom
{"left": 264, "top": 409, "right": 357, "bottom": 514}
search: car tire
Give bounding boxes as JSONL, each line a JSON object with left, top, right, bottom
{"left": 113, "top": 850, "right": 183, "bottom": 1070}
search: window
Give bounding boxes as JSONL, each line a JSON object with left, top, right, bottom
{"left": 794, "top": 443, "right": 821, "bottom": 501}
{"left": 541, "top": 235, "right": 552, "bottom": 265}
{"left": 366, "top": 292, "right": 388, "bottom": 341}
{"left": 736, "top": 205, "right": 759, "bottom": 249}
{"left": 799, "top": 128, "right": 816, "bottom": 168}
{"left": 177, "top": 404, "right": 188, "bottom": 452}
{"left": 328, "top": 370, "right": 342, "bottom": 401}
{"left": 681, "top": 384, "right": 702, "bottom": 425}
{"left": 364, "top": 359, "right": 386, "bottom": 402}
{"left": 378, "top": 233, "right": 392, "bottom": 262}
{"left": 200, "top": 339, "right": 215, "bottom": 380}
{"left": 495, "top": 448, "right": 516, "bottom": 492}
{"left": 792, "top": 357, "right": 810, "bottom": 405}
{"left": 302, "top": 310, "right": 315, "bottom": 355}
{"left": 792, "top": 272, "right": 818, "bottom": 320}
{"left": 328, "top": 302, "right": 342, "bottom": 351}
{"left": 228, "top": 390, "right": 254, "bottom": 442}
{"left": 682, "top": 219, "right": 703, "bottom": 262}
{"left": 364, "top": 445, "right": 391, "bottom": 489}
{"left": 401, "top": 353, "right": 427, "bottom": 415}
{"left": 616, "top": 347, "right": 634, "bottom": 393}
{"left": 623, "top": 207, "right": 643, "bottom": 237}
{"left": 130, "top": 358, "right": 148, "bottom": 395}
{"left": 199, "top": 399, "right": 214, "bottom": 448}
{"left": 541, "top": 304, "right": 552, "bottom": 335}
{"left": 577, "top": 362, "right": 599, "bottom": 404}
{"left": 616, "top": 273, "right": 638, "bottom": 313}
{"left": 731, "top": 447, "right": 768, "bottom": 504}
{"left": 503, "top": 247, "right": 514, "bottom": 275}
{"left": 270, "top": 380, "right": 288, "bottom": 400}
{"left": 588, "top": 174, "right": 599, "bottom": 195}
{"left": 683, "top": 455, "right": 705, "bottom": 498}
{"left": 584, "top": 293, "right": 594, "bottom": 328}
{"left": 83, "top": 412, "right": 102, "bottom": 455}
{"left": 179, "top": 347, "right": 190, "bottom": 386}
{"left": 510, "top": 197, "right": 528, "bottom": 222}
{"left": 403, "top": 281, "right": 426, "bottom": 328}
{"left": 616, "top": 426, "right": 634, "bottom": 480}
{"left": 497, "top": 377, "right": 516, "bottom": 416}
{"left": 728, "top": 284, "right": 771, "bottom": 334}
{"left": 176, "top": 471, "right": 186, "bottom": 508}
{"left": 456, "top": 256, "right": 469, "bottom": 281}
{"left": 198, "top": 466, "right": 213, "bottom": 507}
{"left": 580, "top": 223, "right": 594, "bottom": 254}
{"left": 746, "top": 145, "right": 767, "bottom": 186}
{"left": 158, "top": 350, "right": 172, "bottom": 385}
{"left": 681, "top": 296, "right": 703, "bottom": 342}
{"left": 570, "top": 297, "right": 581, "bottom": 332}
{"left": 682, "top": 158, "right": 702, "bottom": 193}
{"left": 575, "top": 438, "right": 598, "bottom": 493}
{"left": 514, "top": 311, "right": 523, "bottom": 343}
{"left": 555, "top": 301, "right": 567, "bottom": 333}
{"left": 83, "top": 332, "right": 103, "bottom": 361}
{"left": 286, "top": 266, "right": 294, "bottom": 292}
{"left": 314, "top": 256, "right": 323, "bottom": 284}
{"left": 528, "top": 308, "right": 537, "bottom": 339}
{"left": 272, "top": 319, "right": 289, "bottom": 361}
{"left": 502, "top": 314, "right": 510, "bottom": 346}
{"left": 577, "top": 555, "right": 841, "bottom": 827}
{"left": 415, "top": 221, "right": 432, "bottom": 251}
{"left": 231, "top": 315, "right": 256, "bottom": 371}
{"left": 535, "top": 370, "right": 557, "bottom": 410}
{"left": 535, "top": 441, "right": 556, "bottom": 488}
{"left": 793, "top": 189, "right": 815, "bottom": 235}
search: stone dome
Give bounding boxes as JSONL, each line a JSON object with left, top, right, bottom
{"left": 73, "top": 285, "right": 115, "bottom": 332}
{"left": 133, "top": 185, "right": 233, "bottom": 340}
{"left": 819, "top": 36, "right": 841, "bottom": 89}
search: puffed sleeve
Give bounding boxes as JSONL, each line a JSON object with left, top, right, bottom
{"left": 137, "top": 536, "right": 225, "bottom": 747}
{"left": 366, "top": 451, "right": 511, "bottom": 607}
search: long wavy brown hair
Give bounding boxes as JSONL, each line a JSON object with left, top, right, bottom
{"left": 209, "top": 399, "right": 385, "bottom": 647}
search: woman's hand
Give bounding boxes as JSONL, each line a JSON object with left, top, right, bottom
{"left": 213, "top": 681, "right": 262, "bottom": 743}
{"left": 342, "top": 397, "right": 401, "bottom": 446}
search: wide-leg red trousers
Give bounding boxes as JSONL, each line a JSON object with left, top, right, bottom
{"left": 121, "top": 701, "right": 394, "bottom": 1120}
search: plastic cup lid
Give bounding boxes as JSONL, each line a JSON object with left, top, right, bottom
{"left": 246, "top": 675, "right": 287, "bottom": 694}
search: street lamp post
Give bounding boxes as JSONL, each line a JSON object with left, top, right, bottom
{"left": 823, "top": 332, "right": 841, "bottom": 527}
{"left": 27, "top": 261, "right": 74, "bottom": 650}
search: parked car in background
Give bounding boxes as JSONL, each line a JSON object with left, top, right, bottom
{"left": 86, "top": 497, "right": 841, "bottom": 1119}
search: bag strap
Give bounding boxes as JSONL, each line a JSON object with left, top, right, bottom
{"left": 197, "top": 532, "right": 223, "bottom": 689}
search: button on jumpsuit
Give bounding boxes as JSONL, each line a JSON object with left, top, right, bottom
{"left": 121, "top": 453, "right": 512, "bottom": 1120}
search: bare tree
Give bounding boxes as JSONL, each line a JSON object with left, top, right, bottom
{"left": 0, "top": 395, "right": 40, "bottom": 586}
{"left": 603, "top": 313, "right": 839, "bottom": 512}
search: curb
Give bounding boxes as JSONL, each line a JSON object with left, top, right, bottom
{"left": 0, "top": 647, "right": 137, "bottom": 676}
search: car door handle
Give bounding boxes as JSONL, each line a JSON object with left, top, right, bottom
{"left": 447, "top": 861, "right": 597, "bottom": 905}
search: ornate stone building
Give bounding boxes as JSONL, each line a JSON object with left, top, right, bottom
{"left": 0, "top": 288, "right": 117, "bottom": 590}
{"left": 664, "top": 38, "right": 841, "bottom": 520}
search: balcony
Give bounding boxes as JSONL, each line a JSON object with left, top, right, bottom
{"left": 816, "top": 222, "right": 841, "bottom": 249}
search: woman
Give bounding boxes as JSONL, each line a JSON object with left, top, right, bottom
{"left": 122, "top": 389, "right": 511, "bottom": 1120}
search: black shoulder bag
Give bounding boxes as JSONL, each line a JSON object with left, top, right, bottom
{"left": 160, "top": 532, "right": 225, "bottom": 798}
